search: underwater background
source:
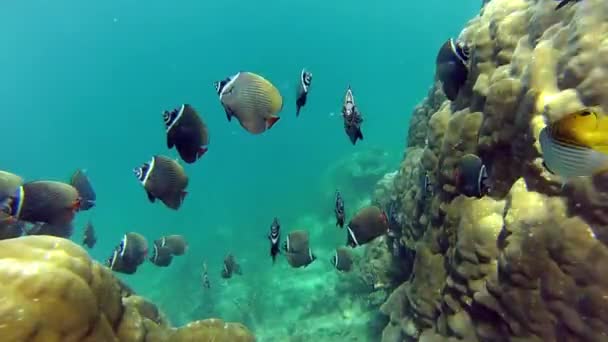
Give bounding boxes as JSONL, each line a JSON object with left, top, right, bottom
{"left": 1, "top": 0, "right": 479, "bottom": 340}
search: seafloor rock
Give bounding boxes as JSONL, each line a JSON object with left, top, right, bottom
{"left": 0, "top": 235, "right": 255, "bottom": 342}
{"left": 381, "top": 0, "right": 608, "bottom": 340}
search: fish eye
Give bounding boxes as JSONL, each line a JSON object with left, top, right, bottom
{"left": 580, "top": 109, "right": 592, "bottom": 116}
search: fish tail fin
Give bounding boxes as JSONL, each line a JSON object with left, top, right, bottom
{"left": 197, "top": 146, "right": 208, "bottom": 159}
{"left": 266, "top": 116, "right": 280, "bottom": 129}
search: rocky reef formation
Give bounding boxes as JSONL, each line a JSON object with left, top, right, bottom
{"left": 0, "top": 235, "right": 255, "bottom": 342}
{"left": 378, "top": 0, "right": 608, "bottom": 341}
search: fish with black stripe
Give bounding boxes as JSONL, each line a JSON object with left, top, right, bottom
{"left": 2, "top": 180, "right": 81, "bottom": 227}
{"left": 435, "top": 38, "right": 470, "bottom": 101}
{"left": 453, "top": 153, "right": 491, "bottom": 198}
{"left": 106, "top": 232, "right": 149, "bottom": 274}
{"left": 154, "top": 235, "right": 188, "bottom": 256}
{"left": 341, "top": 86, "right": 364, "bottom": 145}
{"left": 133, "top": 155, "right": 189, "bottom": 210}
{"left": 149, "top": 244, "right": 173, "bottom": 267}
{"left": 268, "top": 217, "right": 281, "bottom": 263}
{"left": 163, "top": 104, "right": 210, "bottom": 164}
{"left": 346, "top": 205, "right": 389, "bottom": 248}
{"left": 282, "top": 229, "right": 310, "bottom": 254}
{"left": 296, "top": 69, "right": 312, "bottom": 117}
{"left": 331, "top": 247, "right": 354, "bottom": 272}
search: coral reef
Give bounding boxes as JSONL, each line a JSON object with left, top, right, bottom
{"left": 0, "top": 235, "right": 255, "bottom": 342}
{"left": 379, "top": 0, "right": 608, "bottom": 340}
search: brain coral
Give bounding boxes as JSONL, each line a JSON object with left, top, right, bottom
{"left": 0, "top": 235, "right": 255, "bottom": 342}
{"left": 380, "top": 0, "right": 608, "bottom": 340}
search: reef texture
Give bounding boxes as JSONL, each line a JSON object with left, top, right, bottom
{"left": 379, "top": 0, "right": 608, "bottom": 341}
{"left": 0, "top": 235, "right": 255, "bottom": 342}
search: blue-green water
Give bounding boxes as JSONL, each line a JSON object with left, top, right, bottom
{"left": 1, "top": 0, "right": 479, "bottom": 339}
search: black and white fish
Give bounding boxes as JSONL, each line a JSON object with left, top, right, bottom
{"left": 435, "top": 38, "right": 470, "bottom": 101}
{"left": 335, "top": 190, "right": 345, "bottom": 228}
{"left": 268, "top": 217, "right": 281, "bottom": 263}
{"left": 341, "top": 86, "right": 364, "bottom": 145}
{"left": 453, "top": 153, "right": 490, "bottom": 198}
{"left": 346, "top": 206, "right": 389, "bottom": 247}
{"left": 163, "top": 104, "right": 209, "bottom": 164}
{"left": 331, "top": 247, "right": 354, "bottom": 272}
{"left": 133, "top": 155, "right": 189, "bottom": 210}
{"left": 296, "top": 69, "right": 312, "bottom": 117}
{"left": 149, "top": 244, "right": 173, "bottom": 267}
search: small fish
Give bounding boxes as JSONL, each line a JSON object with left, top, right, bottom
{"left": 418, "top": 165, "right": 434, "bottom": 199}
{"left": 555, "top": 0, "right": 580, "bottom": 10}
{"left": 285, "top": 248, "right": 316, "bottom": 268}
{"left": 0, "top": 212, "right": 24, "bottom": 240}
{"left": 331, "top": 247, "right": 353, "bottom": 272}
{"left": 385, "top": 201, "right": 401, "bottom": 234}
{"left": 0, "top": 170, "right": 23, "bottom": 203}
{"left": 70, "top": 169, "right": 96, "bottom": 210}
{"left": 335, "top": 191, "right": 345, "bottom": 228}
{"left": 341, "top": 86, "right": 364, "bottom": 145}
{"left": 2, "top": 181, "right": 81, "bottom": 226}
{"left": 106, "top": 248, "right": 138, "bottom": 275}
{"left": 202, "top": 261, "right": 211, "bottom": 289}
{"left": 453, "top": 154, "right": 490, "bottom": 198}
{"left": 346, "top": 205, "right": 389, "bottom": 247}
{"left": 435, "top": 38, "right": 470, "bottom": 101}
{"left": 282, "top": 229, "right": 310, "bottom": 254}
{"left": 221, "top": 253, "right": 242, "bottom": 279}
{"left": 133, "top": 155, "right": 189, "bottom": 210}
{"left": 154, "top": 235, "right": 188, "bottom": 256}
{"left": 268, "top": 217, "right": 281, "bottom": 263}
{"left": 215, "top": 71, "right": 283, "bottom": 134}
{"left": 106, "top": 232, "right": 149, "bottom": 274}
{"left": 539, "top": 108, "right": 608, "bottom": 180}
{"left": 82, "top": 220, "right": 96, "bottom": 248}
{"left": 295, "top": 69, "right": 312, "bottom": 117}
{"left": 163, "top": 104, "right": 210, "bottom": 164}
{"left": 149, "top": 244, "right": 173, "bottom": 267}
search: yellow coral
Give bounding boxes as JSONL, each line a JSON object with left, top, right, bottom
{"left": 0, "top": 236, "right": 255, "bottom": 342}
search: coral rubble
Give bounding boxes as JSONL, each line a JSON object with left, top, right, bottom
{"left": 0, "top": 235, "right": 255, "bottom": 342}
{"left": 379, "top": 0, "right": 608, "bottom": 340}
